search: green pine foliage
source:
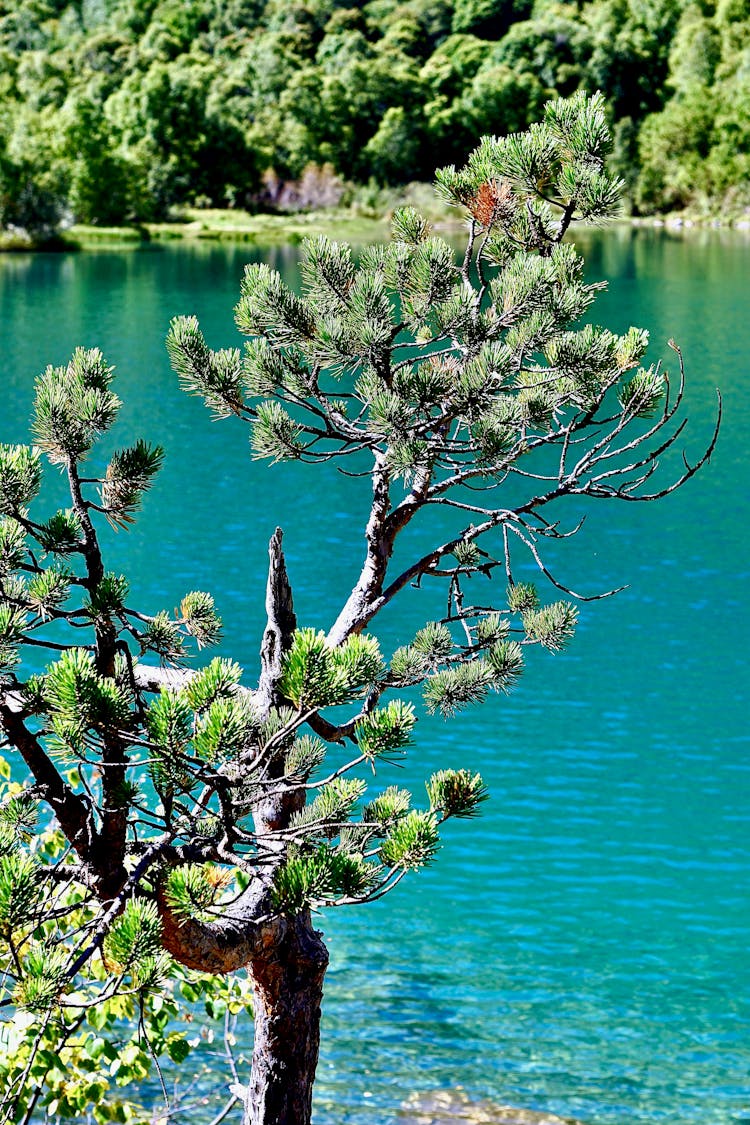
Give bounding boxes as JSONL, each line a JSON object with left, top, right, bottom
{"left": 184, "top": 656, "right": 244, "bottom": 711}
{"left": 507, "top": 582, "right": 539, "bottom": 613}
{"left": 103, "top": 899, "right": 164, "bottom": 975}
{"left": 285, "top": 734, "right": 328, "bottom": 780}
{"left": 618, "top": 365, "right": 667, "bottom": 419}
{"left": 354, "top": 701, "right": 416, "bottom": 762}
{"left": 0, "top": 853, "right": 42, "bottom": 936}
{"left": 363, "top": 786, "right": 412, "bottom": 833}
{"left": 427, "top": 768, "right": 489, "bottom": 818}
{"left": 424, "top": 659, "right": 497, "bottom": 717}
{"left": 193, "top": 697, "right": 257, "bottom": 762}
{"left": 380, "top": 810, "right": 440, "bottom": 870}
{"left": 84, "top": 573, "right": 129, "bottom": 621}
{"left": 13, "top": 943, "right": 68, "bottom": 1013}
{"left": 179, "top": 591, "right": 222, "bottom": 649}
{"left": 292, "top": 778, "right": 368, "bottom": 834}
{"left": 270, "top": 846, "right": 376, "bottom": 914}
{"left": 100, "top": 440, "right": 165, "bottom": 529}
{"left": 163, "top": 865, "right": 227, "bottom": 924}
{"left": 146, "top": 690, "right": 194, "bottom": 789}
{"left": 166, "top": 315, "right": 245, "bottom": 419}
{"left": 0, "top": 446, "right": 43, "bottom": 516}
{"left": 33, "top": 349, "right": 120, "bottom": 465}
{"left": 280, "top": 629, "right": 384, "bottom": 709}
{"left": 522, "top": 602, "right": 578, "bottom": 651}
{"left": 140, "top": 611, "right": 186, "bottom": 662}
{"left": 35, "top": 510, "right": 84, "bottom": 555}
{"left": 27, "top": 567, "right": 72, "bottom": 620}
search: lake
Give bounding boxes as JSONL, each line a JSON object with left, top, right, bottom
{"left": 0, "top": 225, "right": 748, "bottom": 1125}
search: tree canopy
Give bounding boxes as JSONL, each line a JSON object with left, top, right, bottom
{"left": 0, "top": 0, "right": 749, "bottom": 231}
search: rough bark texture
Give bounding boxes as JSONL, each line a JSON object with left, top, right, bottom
{"left": 156, "top": 877, "right": 272, "bottom": 973}
{"left": 245, "top": 913, "right": 329, "bottom": 1125}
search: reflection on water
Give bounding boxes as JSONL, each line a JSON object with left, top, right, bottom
{"left": 0, "top": 227, "right": 748, "bottom": 1124}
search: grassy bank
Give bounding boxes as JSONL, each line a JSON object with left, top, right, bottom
{"left": 3, "top": 192, "right": 749, "bottom": 254}
{"left": 72, "top": 208, "right": 400, "bottom": 249}
{"left": 0, "top": 209, "right": 394, "bottom": 252}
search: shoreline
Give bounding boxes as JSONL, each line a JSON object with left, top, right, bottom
{"left": 2, "top": 205, "right": 749, "bottom": 254}
{"left": 0, "top": 209, "right": 395, "bottom": 252}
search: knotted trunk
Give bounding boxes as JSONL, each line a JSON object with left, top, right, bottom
{"left": 244, "top": 913, "right": 329, "bottom": 1125}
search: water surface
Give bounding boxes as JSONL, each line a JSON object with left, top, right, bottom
{"left": 0, "top": 227, "right": 747, "bottom": 1124}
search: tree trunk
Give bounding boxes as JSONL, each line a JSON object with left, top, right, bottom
{"left": 244, "top": 913, "right": 329, "bottom": 1125}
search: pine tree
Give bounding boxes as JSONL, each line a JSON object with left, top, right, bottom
{"left": 0, "top": 93, "right": 718, "bottom": 1125}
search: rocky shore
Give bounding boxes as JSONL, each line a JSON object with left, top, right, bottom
{"left": 399, "top": 1089, "right": 583, "bottom": 1125}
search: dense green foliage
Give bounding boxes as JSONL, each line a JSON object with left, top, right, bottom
{"left": 0, "top": 0, "right": 748, "bottom": 232}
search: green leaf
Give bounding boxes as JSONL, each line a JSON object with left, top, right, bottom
{"left": 423, "top": 660, "right": 495, "bottom": 718}
{"left": 487, "top": 640, "right": 524, "bottom": 692}
{"left": 167, "top": 315, "right": 244, "bottom": 418}
{"left": 45, "top": 648, "right": 131, "bottom": 732}
{"left": 0, "top": 853, "right": 42, "bottom": 933}
{"left": 250, "top": 400, "right": 305, "bottom": 463}
{"left": 329, "top": 634, "right": 385, "bottom": 698}
{"left": 27, "top": 566, "right": 72, "bottom": 619}
{"left": 475, "top": 613, "right": 510, "bottom": 646}
{"left": 140, "top": 611, "right": 185, "bottom": 663}
{"left": 270, "top": 848, "right": 334, "bottom": 915}
{"left": 280, "top": 628, "right": 353, "bottom": 710}
{"left": 411, "top": 622, "right": 453, "bottom": 667}
{"left": 355, "top": 700, "right": 415, "bottom": 762}
{"left": 235, "top": 262, "right": 315, "bottom": 347}
{"left": 184, "top": 656, "right": 244, "bottom": 712}
{"left": 103, "top": 899, "right": 163, "bottom": 975}
{"left": 180, "top": 591, "right": 222, "bottom": 649}
{"left": 452, "top": 540, "right": 481, "bottom": 568}
{"left": 166, "top": 1035, "right": 191, "bottom": 1064}
{"left": 522, "top": 601, "right": 578, "bottom": 651}
{"left": 0, "top": 445, "right": 42, "bottom": 515}
{"left": 389, "top": 645, "right": 429, "bottom": 685}
{"left": 242, "top": 337, "right": 290, "bottom": 397}
{"left": 391, "top": 206, "right": 431, "bottom": 246}
{"left": 507, "top": 582, "right": 539, "bottom": 613}
{"left": 0, "top": 602, "right": 28, "bottom": 646}
{"left": 32, "top": 349, "right": 120, "bottom": 465}
{"left": 99, "top": 440, "right": 165, "bottom": 529}
{"left": 84, "top": 573, "right": 129, "bottom": 620}
{"left": 14, "top": 943, "right": 68, "bottom": 1012}
{"left": 285, "top": 734, "right": 327, "bottom": 781}
{"left": 164, "top": 865, "right": 225, "bottom": 924}
{"left": 0, "top": 791, "right": 38, "bottom": 837}
{"left": 270, "top": 844, "right": 375, "bottom": 913}
{"left": 193, "top": 696, "right": 256, "bottom": 762}
{"left": 146, "top": 690, "right": 192, "bottom": 758}
{"left": 291, "top": 777, "right": 367, "bottom": 834}
{"left": 35, "top": 509, "right": 83, "bottom": 555}
{"left": 618, "top": 365, "right": 666, "bottom": 419}
{"left": 380, "top": 810, "right": 439, "bottom": 870}
{"left": 362, "top": 786, "right": 411, "bottom": 833}
{"left": 0, "top": 516, "right": 27, "bottom": 575}
{"left": 427, "top": 769, "right": 488, "bottom": 819}
{"left": 301, "top": 235, "right": 356, "bottom": 314}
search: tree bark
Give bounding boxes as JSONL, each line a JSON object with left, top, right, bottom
{"left": 245, "top": 913, "right": 329, "bottom": 1125}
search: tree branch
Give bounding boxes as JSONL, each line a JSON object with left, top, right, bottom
{"left": 0, "top": 703, "right": 97, "bottom": 873}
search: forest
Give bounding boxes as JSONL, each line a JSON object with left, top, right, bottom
{"left": 0, "top": 0, "right": 749, "bottom": 234}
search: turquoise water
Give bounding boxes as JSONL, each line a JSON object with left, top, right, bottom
{"left": 0, "top": 228, "right": 748, "bottom": 1124}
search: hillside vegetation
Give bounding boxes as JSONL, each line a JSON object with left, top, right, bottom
{"left": 1, "top": 0, "right": 749, "bottom": 234}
